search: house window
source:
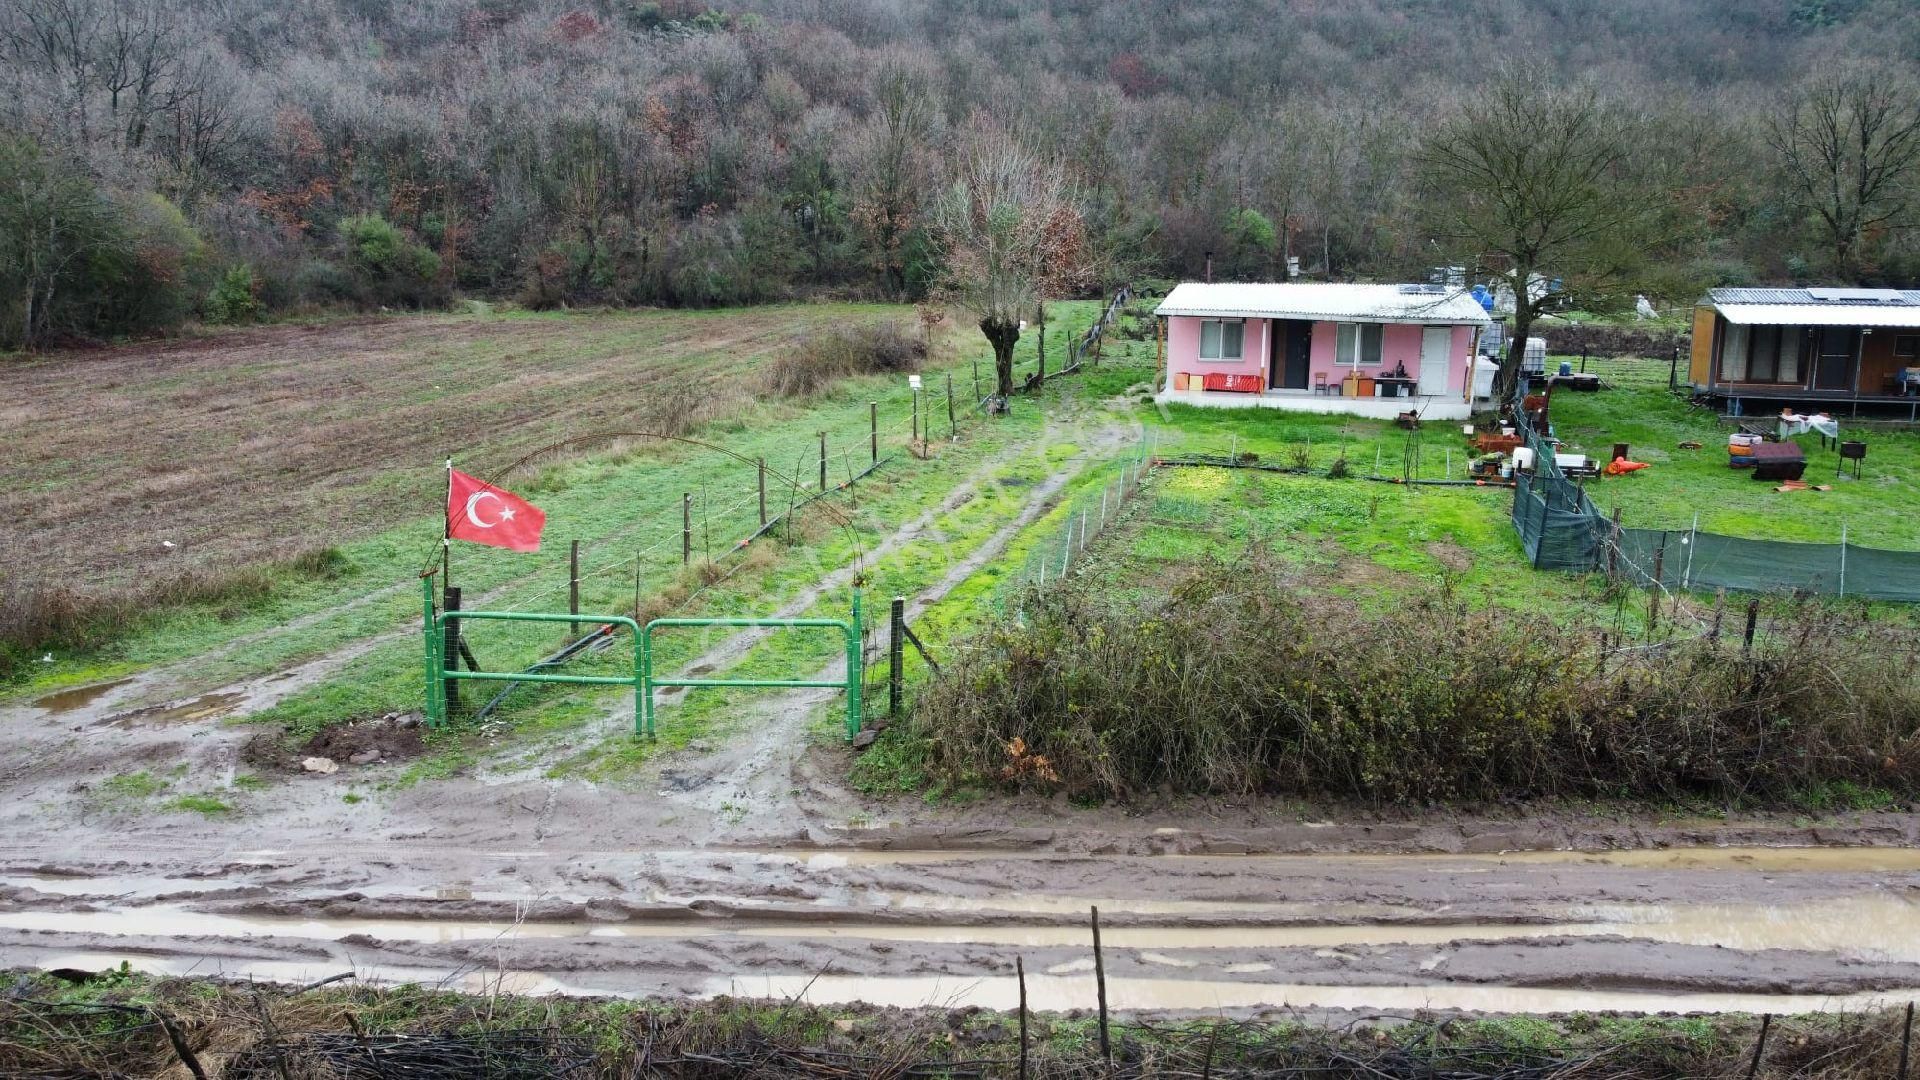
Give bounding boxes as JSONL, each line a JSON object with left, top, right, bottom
{"left": 1198, "top": 319, "right": 1244, "bottom": 361}
{"left": 1896, "top": 335, "right": 1919, "bottom": 359}
{"left": 1721, "top": 324, "right": 1800, "bottom": 384}
{"left": 1335, "top": 323, "right": 1384, "bottom": 366}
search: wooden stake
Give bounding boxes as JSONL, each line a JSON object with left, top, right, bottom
{"left": 869, "top": 401, "right": 878, "bottom": 463}
{"left": 1744, "top": 598, "right": 1759, "bottom": 654}
{"left": 818, "top": 431, "right": 827, "bottom": 491}
{"left": 1091, "top": 905, "right": 1111, "bottom": 1072}
{"left": 569, "top": 539, "right": 580, "bottom": 636}
{"left": 947, "top": 372, "right": 956, "bottom": 438}
{"left": 681, "top": 493, "right": 692, "bottom": 565}
{"left": 1016, "top": 956, "right": 1029, "bottom": 1080}
{"left": 1745, "top": 1013, "right": 1771, "bottom": 1079}
{"left": 1900, "top": 1001, "right": 1913, "bottom": 1080}
{"left": 757, "top": 457, "right": 767, "bottom": 526}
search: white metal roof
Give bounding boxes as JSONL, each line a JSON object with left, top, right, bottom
{"left": 1154, "top": 282, "right": 1491, "bottom": 325}
{"left": 1717, "top": 304, "right": 1920, "bottom": 328}
{"left": 1707, "top": 286, "right": 1920, "bottom": 327}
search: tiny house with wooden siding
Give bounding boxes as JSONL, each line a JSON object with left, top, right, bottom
{"left": 1688, "top": 287, "right": 1920, "bottom": 418}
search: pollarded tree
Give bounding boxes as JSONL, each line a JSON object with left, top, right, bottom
{"left": 1417, "top": 71, "right": 1676, "bottom": 401}
{"left": 1767, "top": 65, "right": 1920, "bottom": 281}
{"left": 930, "top": 120, "right": 1089, "bottom": 404}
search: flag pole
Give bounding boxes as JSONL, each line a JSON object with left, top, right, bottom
{"left": 442, "top": 457, "right": 453, "bottom": 598}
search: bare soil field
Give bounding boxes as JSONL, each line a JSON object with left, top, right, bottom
{"left": 0, "top": 306, "right": 896, "bottom": 591}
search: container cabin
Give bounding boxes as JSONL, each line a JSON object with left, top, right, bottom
{"left": 1688, "top": 288, "right": 1920, "bottom": 417}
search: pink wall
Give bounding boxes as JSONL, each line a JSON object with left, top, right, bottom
{"left": 1167, "top": 316, "right": 1268, "bottom": 386}
{"left": 1167, "top": 315, "right": 1473, "bottom": 396}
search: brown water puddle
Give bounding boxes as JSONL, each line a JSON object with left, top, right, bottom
{"left": 6, "top": 892, "right": 1920, "bottom": 961}
{"left": 32, "top": 678, "right": 134, "bottom": 714}
{"left": 29, "top": 951, "right": 1919, "bottom": 1016}
{"left": 98, "top": 691, "right": 243, "bottom": 728}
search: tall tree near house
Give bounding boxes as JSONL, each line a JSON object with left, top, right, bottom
{"left": 931, "top": 121, "right": 1089, "bottom": 404}
{"left": 1417, "top": 73, "right": 1673, "bottom": 401}
{"left": 1767, "top": 65, "right": 1920, "bottom": 281}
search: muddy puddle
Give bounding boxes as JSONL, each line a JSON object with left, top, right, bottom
{"left": 98, "top": 691, "right": 243, "bottom": 728}
{"left": 24, "top": 950, "right": 1920, "bottom": 1016}
{"left": 31, "top": 678, "right": 135, "bottom": 714}
{"left": 7, "top": 892, "right": 1920, "bottom": 962}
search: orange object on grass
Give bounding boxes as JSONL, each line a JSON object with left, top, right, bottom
{"left": 1604, "top": 457, "right": 1650, "bottom": 476}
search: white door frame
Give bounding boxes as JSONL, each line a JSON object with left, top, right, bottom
{"left": 1418, "top": 326, "right": 1453, "bottom": 396}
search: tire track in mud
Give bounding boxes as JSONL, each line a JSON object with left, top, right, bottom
{"left": 639, "top": 414, "right": 1140, "bottom": 844}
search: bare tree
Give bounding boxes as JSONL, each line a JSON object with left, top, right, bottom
{"left": 1767, "top": 66, "right": 1920, "bottom": 281}
{"left": 844, "top": 57, "right": 936, "bottom": 298}
{"left": 1417, "top": 72, "right": 1674, "bottom": 400}
{"left": 931, "top": 120, "right": 1089, "bottom": 403}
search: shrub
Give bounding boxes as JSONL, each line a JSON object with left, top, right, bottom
{"left": 763, "top": 320, "right": 926, "bottom": 397}
{"left": 204, "top": 265, "right": 262, "bottom": 324}
{"left": 339, "top": 214, "right": 445, "bottom": 308}
{"left": 911, "top": 556, "right": 1920, "bottom": 806}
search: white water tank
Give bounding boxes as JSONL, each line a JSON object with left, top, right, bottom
{"left": 1471, "top": 357, "right": 1498, "bottom": 400}
{"left": 1522, "top": 337, "right": 1548, "bottom": 375}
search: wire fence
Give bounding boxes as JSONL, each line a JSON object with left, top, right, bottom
{"left": 1508, "top": 379, "right": 1920, "bottom": 601}
{"left": 991, "top": 437, "right": 1158, "bottom": 618}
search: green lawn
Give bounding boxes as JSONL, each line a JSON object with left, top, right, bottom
{"left": 1549, "top": 358, "right": 1920, "bottom": 549}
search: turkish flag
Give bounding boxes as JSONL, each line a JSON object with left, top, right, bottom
{"left": 447, "top": 469, "right": 546, "bottom": 553}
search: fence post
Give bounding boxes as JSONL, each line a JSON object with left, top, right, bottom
{"left": 1608, "top": 507, "right": 1622, "bottom": 580}
{"left": 1683, "top": 512, "right": 1699, "bottom": 590}
{"left": 947, "top": 372, "right": 956, "bottom": 438}
{"left": 442, "top": 586, "right": 462, "bottom": 712}
{"left": 569, "top": 540, "right": 580, "bottom": 637}
{"left": 1743, "top": 599, "right": 1759, "bottom": 653}
{"left": 819, "top": 431, "right": 828, "bottom": 490}
{"left": 757, "top": 457, "right": 767, "bottom": 526}
{"left": 1839, "top": 520, "right": 1848, "bottom": 598}
{"left": 870, "top": 402, "right": 878, "bottom": 463}
{"left": 682, "top": 493, "right": 692, "bottom": 564}
{"left": 888, "top": 597, "right": 905, "bottom": 717}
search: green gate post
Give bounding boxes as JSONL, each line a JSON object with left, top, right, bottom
{"left": 847, "top": 589, "right": 864, "bottom": 741}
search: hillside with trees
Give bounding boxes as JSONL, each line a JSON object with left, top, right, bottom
{"left": 4, "top": 0, "right": 1919, "bottom": 348}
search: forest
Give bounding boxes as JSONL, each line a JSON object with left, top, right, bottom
{"left": 3, "top": 0, "right": 1919, "bottom": 349}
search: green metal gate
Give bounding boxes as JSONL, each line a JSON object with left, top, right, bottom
{"left": 421, "top": 579, "right": 863, "bottom": 740}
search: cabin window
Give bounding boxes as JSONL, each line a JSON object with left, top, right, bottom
{"left": 1896, "top": 335, "right": 1920, "bottom": 359}
{"left": 1198, "top": 319, "right": 1244, "bottom": 361}
{"left": 1721, "top": 324, "right": 1800, "bottom": 384}
{"left": 1335, "top": 323, "right": 1384, "bottom": 366}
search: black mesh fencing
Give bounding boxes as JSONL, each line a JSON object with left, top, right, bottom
{"left": 1505, "top": 383, "right": 1920, "bottom": 600}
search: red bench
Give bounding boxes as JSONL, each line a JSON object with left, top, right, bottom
{"left": 1201, "top": 372, "right": 1264, "bottom": 393}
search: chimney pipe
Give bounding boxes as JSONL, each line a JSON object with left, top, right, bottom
{"left": 1204, "top": 251, "right": 1213, "bottom": 283}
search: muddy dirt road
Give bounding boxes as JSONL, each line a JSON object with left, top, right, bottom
{"left": 6, "top": 405, "right": 1920, "bottom": 1018}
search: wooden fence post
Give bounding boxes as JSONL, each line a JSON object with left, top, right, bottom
{"left": 757, "top": 457, "right": 767, "bottom": 526}
{"left": 1091, "top": 906, "right": 1111, "bottom": 1073}
{"left": 569, "top": 539, "right": 580, "bottom": 636}
{"left": 947, "top": 372, "right": 956, "bottom": 438}
{"left": 682, "top": 493, "right": 692, "bottom": 565}
{"left": 442, "top": 586, "right": 462, "bottom": 711}
{"left": 888, "top": 597, "right": 905, "bottom": 717}
{"left": 869, "top": 401, "right": 878, "bottom": 463}
{"left": 819, "top": 431, "right": 828, "bottom": 491}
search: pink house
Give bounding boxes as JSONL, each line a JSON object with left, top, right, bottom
{"left": 1154, "top": 283, "right": 1491, "bottom": 420}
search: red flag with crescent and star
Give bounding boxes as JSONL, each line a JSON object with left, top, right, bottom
{"left": 447, "top": 469, "right": 546, "bottom": 553}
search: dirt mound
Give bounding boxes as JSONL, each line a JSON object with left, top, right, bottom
{"left": 299, "top": 715, "right": 425, "bottom": 765}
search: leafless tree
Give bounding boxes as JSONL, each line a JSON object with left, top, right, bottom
{"left": 930, "top": 119, "right": 1089, "bottom": 403}
{"left": 1418, "top": 72, "right": 1675, "bottom": 399}
{"left": 1767, "top": 65, "right": 1920, "bottom": 281}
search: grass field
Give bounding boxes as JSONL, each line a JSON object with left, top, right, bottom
{"left": 1550, "top": 359, "right": 1920, "bottom": 548}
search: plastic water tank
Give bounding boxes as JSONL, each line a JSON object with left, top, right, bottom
{"left": 1522, "top": 337, "right": 1548, "bottom": 374}
{"left": 1471, "top": 357, "right": 1498, "bottom": 400}
{"left": 1512, "top": 445, "right": 1537, "bottom": 472}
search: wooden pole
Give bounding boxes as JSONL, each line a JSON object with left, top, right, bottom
{"left": 1899, "top": 1001, "right": 1913, "bottom": 1080}
{"left": 1016, "top": 956, "right": 1029, "bottom": 1080}
{"left": 947, "top": 372, "right": 956, "bottom": 438}
{"left": 682, "top": 493, "right": 691, "bottom": 565}
{"left": 1091, "top": 906, "right": 1111, "bottom": 1072}
{"left": 869, "top": 401, "right": 878, "bottom": 463}
{"left": 1744, "top": 598, "right": 1759, "bottom": 653}
{"left": 888, "top": 597, "right": 905, "bottom": 717}
{"left": 569, "top": 539, "right": 580, "bottom": 636}
{"left": 1608, "top": 507, "right": 1622, "bottom": 580}
{"left": 757, "top": 457, "right": 767, "bottom": 526}
{"left": 819, "top": 431, "right": 827, "bottom": 491}
{"left": 1745, "top": 1014, "right": 1771, "bottom": 1079}
{"left": 912, "top": 389, "right": 919, "bottom": 446}
{"left": 442, "top": 586, "right": 462, "bottom": 711}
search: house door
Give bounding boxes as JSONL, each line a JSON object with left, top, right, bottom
{"left": 1813, "top": 326, "right": 1858, "bottom": 392}
{"left": 1418, "top": 326, "right": 1453, "bottom": 396}
{"left": 1273, "top": 320, "right": 1311, "bottom": 389}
